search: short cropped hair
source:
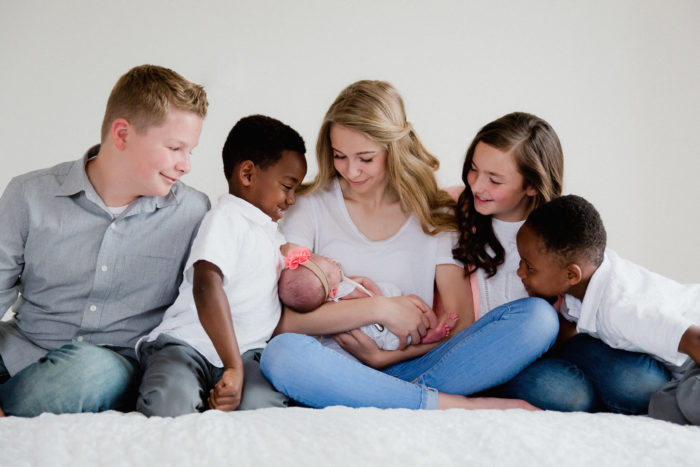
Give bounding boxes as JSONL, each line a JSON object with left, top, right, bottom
{"left": 524, "top": 194, "right": 607, "bottom": 266}
{"left": 278, "top": 267, "right": 325, "bottom": 313}
{"left": 222, "top": 115, "right": 306, "bottom": 180}
{"left": 101, "top": 64, "right": 208, "bottom": 141}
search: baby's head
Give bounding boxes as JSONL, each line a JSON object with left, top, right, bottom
{"left": 516, "top": 195, "right": 606, "bottom": 299}
{"left": 278, "top": 247, "right": 343, "bottom": 312}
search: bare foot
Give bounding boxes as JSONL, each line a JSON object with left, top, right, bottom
{"left": 438, "top": 393, "right": 540, "bottom": 411}
{"left": 421, "top": 312, "right": 459, "bottom": 344}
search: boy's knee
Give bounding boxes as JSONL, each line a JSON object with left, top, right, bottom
{"left": 2, "top": 343, "right": 138, "bottom": 416}
{"left": 676, "top": 375, "right": 700, "bottom": 425}
{"left": 136, "top": 386, "right": 202, "bottom": 417}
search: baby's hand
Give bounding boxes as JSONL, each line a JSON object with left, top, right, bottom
{"left": 209, "top": 367, "right": 244, "bottom": 412}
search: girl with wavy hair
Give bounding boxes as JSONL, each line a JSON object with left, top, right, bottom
{"left": 261, "top": 81, "right": 558, "bottom": 410}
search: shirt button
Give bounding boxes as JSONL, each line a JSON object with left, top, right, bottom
{"left": 77, "top": 336, "right": 84, "bottom": 342}
{"left": 90, "top": 305, "right": 97, "bottom": 312}
{"left": 101, "top": 265, "right": 108, "bottom": 272}
{"left": 110, "top": 223, "right": 116, "bottom": 230}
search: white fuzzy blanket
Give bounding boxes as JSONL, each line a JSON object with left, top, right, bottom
{"left": 1, "top": 407, "right": 699, "bottom": 466}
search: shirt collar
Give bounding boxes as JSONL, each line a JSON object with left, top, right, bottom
{"left": 218, "top": 193, "right": 278, "bottom": 230}
{"left": 55, "top": 144, "right": 179, "bottom": 214}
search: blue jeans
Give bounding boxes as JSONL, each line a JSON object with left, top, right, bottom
{"left": 260, "top": 297, "right": 558, "bottom": 409}
{"left": 0, "top": 343, "right": 140, "bottom": 417}
{"left": 492, "top": 333, "right": 671, "bottom": 414}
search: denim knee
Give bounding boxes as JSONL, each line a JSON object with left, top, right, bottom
{"left": 260, "top": 333, "right": 306, "bottom": 391}
{"left": 562, "top": 334, "right": 670, "bottom": 414}
{"left": 510, "top": 297, "right": 559, "bottom": 351}
{"left": 1, "top": 343, "right": 139, "bottom": 416}
{"left": 497, "top": 358, "right": 597, "bottom": 412}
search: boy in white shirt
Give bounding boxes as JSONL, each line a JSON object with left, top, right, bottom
{"left": 136, "top": 115, "right": 307, "bottom": 416}
{"left": 515, "top": 194, "right": 700, "bottom": 425}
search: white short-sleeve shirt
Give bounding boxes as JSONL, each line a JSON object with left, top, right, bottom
{"left": 560, "top": 249, "right": 700, "bottom": 369}
{"left": 142, "top": 194, "right": 285, "bottom": 367}
{"left": 280, "top": 178, "right": 460, "bottom": 305}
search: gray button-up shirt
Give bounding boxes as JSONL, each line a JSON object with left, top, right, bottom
{"left": 0, "top": 145, "right": 209, "bottom": 375}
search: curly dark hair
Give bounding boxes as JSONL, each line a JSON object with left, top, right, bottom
{"left": 453, "top": 112, "right": 564, "bottom": 277}
{"left": 222, "top": 114, "right": 306, "bottom": 180}
{"left": 525, "top": 195, "right": 607, "bottom": 266}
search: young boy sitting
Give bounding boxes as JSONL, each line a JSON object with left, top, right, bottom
{"left": 515, "top": 194, "right": 700, "bottom": 425}
{"left": 0, "top": 65, "right": 209, "bottom": 417}
{"left": 136, "top": 115, "right": 307, "bottom": 416}
{"left": 278, "top": 246, "right": 457, "bottom": 362}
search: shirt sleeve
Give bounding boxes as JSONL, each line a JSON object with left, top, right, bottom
{"left": 435, "top": 230, "right": 461, "bottom": 267}
{"left": 184, "top": 207, "right": 242, "bottom": 287}
{"left": 601, "top": 301, "right": 693, "bottom": 366}
{"left": 0, "top": 178, "right": 27, "bottom": 313}
{"left": 279, "top": 193, "right": 317, "bottom": 249}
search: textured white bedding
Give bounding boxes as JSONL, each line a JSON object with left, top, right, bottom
{"left": 2, "top": 407, "right": 699, "bottom": 466}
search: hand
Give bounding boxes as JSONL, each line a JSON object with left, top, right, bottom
{"left": 208, "top": 367, "right": 244, "bottom": 412}
{"left": 379, "top": 295, "right": 438, "bottom": 349}
{"left": 333, "top": 329, "right": 387, "bottom": 368}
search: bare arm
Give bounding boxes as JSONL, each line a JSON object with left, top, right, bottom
{"left": 334, "top": 329, "right": 440, "bottom": 369}
{"left": 679, "top": 324, "right": 700, "bottom": 365}
{"left": 193, "top": 260, "right": 243, "bottom": 411}
{"left": 274, "top": 294, "right": 436, "bottom": 349}
{"left": 434, "top": 263, "right": 474, "bottom": 336}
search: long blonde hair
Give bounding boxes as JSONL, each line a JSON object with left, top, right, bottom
{"left": 304, "top": 80, "right": 455, "bottom": 234}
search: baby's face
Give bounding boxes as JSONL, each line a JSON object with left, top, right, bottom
{"left": 311, "top": 254, "right": 343, "bottom": 292}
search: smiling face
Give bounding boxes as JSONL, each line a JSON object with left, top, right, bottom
{"left": 245, "top": 150, "right": 307, "bottom": 221}
{"left": 466, "top": 141, "right": 537, "bottom": 222}
{"left": 121, "top": 107, "right": 203, "bottom": 199}
{"left": 330, "top": 124, "right": 388, "bottom": 196}
{"left": 516, "top": 224, "right": 571, "bottom": 299}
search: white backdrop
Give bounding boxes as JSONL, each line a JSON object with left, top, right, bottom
{"left": 1, "top": 0, "right": 699, "bottom": 282}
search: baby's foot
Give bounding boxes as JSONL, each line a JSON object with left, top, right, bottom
{"left": 421, "top": 312, "right": 459, "bottom": 344}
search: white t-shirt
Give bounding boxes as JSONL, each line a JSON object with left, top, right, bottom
{"left": 141, "top": 194, "right": 285, "bottom": 367}
{"left": 281, "top": 178, "right": 460, "bottom": 306}
{"left": 472, "top": 218, "right": 529, "bottom": 316}
{"left": 559, "top": 249, "right": 700, "bottom": 370}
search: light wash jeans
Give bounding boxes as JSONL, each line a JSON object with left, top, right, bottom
{"left": 492, "top": 333, "right": 671, "bottom": 414}
{"left": 260, "top": 297, "right": 558, "bottom": 409}
{"left": 0, "top": 342, "right": 140, "bottom": 417}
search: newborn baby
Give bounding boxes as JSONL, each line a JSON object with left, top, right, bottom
{"left": 278, "top": 247, "right": 457, "bottom": 359}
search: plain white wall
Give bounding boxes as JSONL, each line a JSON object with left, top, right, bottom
{"left": 1, "top": 0, "right": 699, "bottom": 282}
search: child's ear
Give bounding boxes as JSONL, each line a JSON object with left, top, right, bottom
{"left": 525, "top": 186, "right": 537, "bottom": 197}
{"left": 237, "top": 161, "right": 256, "bottom": 187}
{"left": 110, "top": 118, "right": 130, "bottom": 150}
{"left": 566, "top": 263, "right": 583, "bottom": 286}
{"left": 329, "top": 287, "right": 338, "bottom": 299}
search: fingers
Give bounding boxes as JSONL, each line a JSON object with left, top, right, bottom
{"left": 208, "top": 388, "right": 241, "bottom": 411}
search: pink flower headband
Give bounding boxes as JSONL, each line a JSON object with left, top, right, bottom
{"left": 284, "top": 246, "right": 331, "bottom": 300}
